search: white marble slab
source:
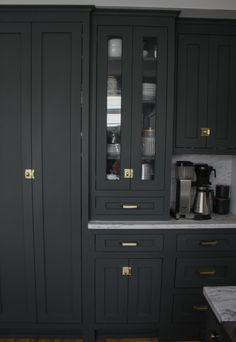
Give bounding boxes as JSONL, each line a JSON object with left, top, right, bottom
{"left": 203, "top": 286, "right": 236, "bottom": 322}
{"left": 88, "top": 213, "right": 236, "bottom": 229}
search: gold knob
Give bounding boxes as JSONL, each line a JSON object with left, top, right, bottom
{"left": 25, "top": 169, "right": 35, "bottom": 179}
{"left": 122, "top": 266, "right": 132, "bottom": 276}
{"left": 201, "top": 127, "right": 211, "bottom": 137}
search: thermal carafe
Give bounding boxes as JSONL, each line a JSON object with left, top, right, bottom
{"left": 193, "top": 186, "right": 214, "bottom": 220}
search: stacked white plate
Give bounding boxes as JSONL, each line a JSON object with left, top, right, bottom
{"left": 142, "top": 83, "right": 156, "bottom": 101}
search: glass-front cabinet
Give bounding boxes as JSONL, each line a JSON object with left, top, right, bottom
{"left": 91, "top": 13, "right": 176, "bottom": 219}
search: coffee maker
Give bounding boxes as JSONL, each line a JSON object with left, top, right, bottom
{"left": 192, "top": 164, "right": 216, "bottom": 219}
{"left": 174, "top": 161, "right": 195, "bottom": 219}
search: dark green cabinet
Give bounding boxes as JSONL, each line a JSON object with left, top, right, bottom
{"left": 95, "top": 258, "right": 162, "bottom": 324}
{"left": 175, "top": 30, "right": 236, "bottom": 154}
{"left": 0, "top": 23, "right": 36, "bottom": 323}
{"left": 90, "top": 11, "right": 176, "bottom": 220}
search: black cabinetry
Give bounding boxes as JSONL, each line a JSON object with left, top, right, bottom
{"left": 0, "top": 23, "right": 35, "bottom": 323}
{"left": 90, "top": 10, "right": 177, "bottom": 220}
{"left": 175, "top": 21, "right": 236, "bottom": 154}
{"left": 0, "top": 8, "right": 90, "bottom": 335}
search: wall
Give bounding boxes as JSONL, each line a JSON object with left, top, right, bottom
{"left": 171, "top": 154, "right": 234, "bottom": 213}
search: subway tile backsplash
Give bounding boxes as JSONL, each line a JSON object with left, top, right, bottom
{"left": 171, "top": 154, "right": 234, "bottom": 213}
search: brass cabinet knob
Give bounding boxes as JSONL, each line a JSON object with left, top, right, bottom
{"left": 122, "top": 266, "right": 132, "bottom": 276}
{"left": 25, "top": 169, "right": 35, "bottom": 179}
{"left": 201, "top": 127, "right": 211, "bottom": 137}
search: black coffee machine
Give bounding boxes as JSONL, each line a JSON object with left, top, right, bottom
{"left": 193, "top": 164, "right": 216, "bottom": 219}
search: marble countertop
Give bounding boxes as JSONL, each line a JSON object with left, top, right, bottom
{"left": 89, "top": 213, "right": 236, "bottom": 229}
{"left": 203, "top": 286, "right": 236, "bottom": 322}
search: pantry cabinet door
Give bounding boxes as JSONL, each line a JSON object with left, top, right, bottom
{"left": 32, "top": 23, "right": 82, "bottom": 323}
{"left": 0, "top": 23, "right": 36, "bottom": 322}
{"left": 207, "top": 36, "right": 236, "bottom": 150}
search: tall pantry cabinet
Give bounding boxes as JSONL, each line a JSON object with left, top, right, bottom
{"left": 0, "top": 8, "right": 91, "bottom": 333}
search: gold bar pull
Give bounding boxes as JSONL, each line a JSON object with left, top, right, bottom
{"left": 25, "top": 169, "right": 35, "bottom": 180}
{"left": 199, "top": 270, "right": 216, "bottom": 277}
{"left": 200, "top": 240, "right": 218, "bottom": 247}
{"left": 201, "top": 127, "right": 211, "bottom": 137}
{"left": 121, "top": 204, "right": 139, "bottom": 209}
{"left": 121, "top": 242, "right": 138, "bottom": 247}
{"left": 124, "top": 169, "right": 134, "bottom": 179}
{"left": 122, "top": 266, "right": 132, "bottom": 276}
{"left": 192, "top": 305, "right": 209, "bottom": 312}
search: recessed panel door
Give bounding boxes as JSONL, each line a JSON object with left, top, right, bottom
{"left": 0, "top": 24, "right": 36, "bottom": 322}
{"left": 32, "top": 23, "right": 82, "bottom": 323}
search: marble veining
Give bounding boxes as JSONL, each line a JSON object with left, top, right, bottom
{"left": 203, "top": 286, "right": 236, "bottom": 322}
{"left": 89, "top": 213, "right": 236, "bottom": 229}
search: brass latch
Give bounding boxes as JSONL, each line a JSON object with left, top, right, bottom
{"left": 124, "top": 169, "right": 134, "bottom": 179}
{"left": 25, "top": 169, "right": 35, "bottom": 180}
{"left": 201, "top": 127, "right": 211, "bottom": 137}
{"left": 122, "top": 266, "right": 132, "bottom": 276}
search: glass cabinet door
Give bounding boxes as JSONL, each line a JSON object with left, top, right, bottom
{"left": 96, "top": 27, "right": 132, "bottom": 190}
{"left": 131, "top": 27, "right": 167, "bottom": 190}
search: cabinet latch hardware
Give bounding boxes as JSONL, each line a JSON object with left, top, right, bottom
{"left": 192, "top": 305, "right": 209, "bottom": 312}
{"left": 121, "top": 204, "right": 139, "bottom": 209}
{"left": 200, "top": 240, "right": 218, "bottom": 247}
{"left": 124, "top": 169, "right": 133, "bottom": 179}
{"left": 198, "top": 270, "right": 216, "bottom": 277}
{"left": 210, "top": 332, "right": 220, "bottom": 340}
{"left": 122, "top": 266, "right": 132, "bottom": 276}
{"left": 201, "top": 127, "right": 211, "bottom": 137}
{"left": 121, "top": 242, "right": 138, "bottom": 247}
{"left": 25, "top": 169, "right": 35, "bottom": 180}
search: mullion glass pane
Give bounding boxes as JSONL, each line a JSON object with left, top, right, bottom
{"left": 106, "top": 38, "right": 122, "bottom": 180}
{"left": 141, "top": 37, "right": 157, "bottom": 181}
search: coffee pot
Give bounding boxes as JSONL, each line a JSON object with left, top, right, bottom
{"left": 193, "top": 186, "right": 214, "bottom": 220}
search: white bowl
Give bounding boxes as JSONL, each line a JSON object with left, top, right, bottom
{"left": 108, "top": 39, "right": 122, "bottom": 58}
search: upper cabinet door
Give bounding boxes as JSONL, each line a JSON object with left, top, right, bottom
{"left": 32, "top": 23, "right": 82, "bottom": 323}
{"left": 0, "top": 23, "right": 36, "bottom": 322}
{"left": 207, "top": 36, "right": 236, "bottom": 150}
{"left": 96, "top": 26, "right": 132, "bottom": 190}
{"left": 175, "top": 35, "right": 208, "bottom": 149}
{"left": 131, "top": 27, "right": 167, "bottom": 190}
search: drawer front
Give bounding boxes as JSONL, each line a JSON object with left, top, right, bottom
{"left": 172, "top": 294, "right": 209, "bottom": 323}
{"left": 177, "top": 233, "right": 236, "bottom": 252}
{"left": 95, "top": 197, "right": 164, "bottom": 215}
{"left": 175, "top": 258, "right": 236, "bottom": 287}
{"left": 96, "top": 234, "right": 164, "bottom": 252}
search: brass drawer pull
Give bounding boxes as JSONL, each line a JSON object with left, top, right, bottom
{"left": 192, "top": 304, "right": 209, "bottom": 312}
{"left": 122, "top": 266, "right": 132, "bottom": 276}
{"left": 200, "top": 240, "right": 218, "bottom": 246}
{"left": 199, "top": 270, "right": 216, "bottom": 276}
{"left": 121, "top": 204, "right": 139, "bottom": 209}
{"left": 121, "top": 242, "right": 138, "bottom": 247}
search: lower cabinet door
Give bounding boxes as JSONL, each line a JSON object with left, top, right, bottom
{"left": 96, "top": 259, "right": 128, "bottom": 323}
{"left": 128, "top": 259, "right": 162, "bottom": 323}
{"left": 95, "top": 258, "right": 162, "bottom": 324}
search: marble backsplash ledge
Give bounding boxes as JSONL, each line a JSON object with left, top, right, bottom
{"left": 171, "top": 154, "right": 233, "bottom": 212}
